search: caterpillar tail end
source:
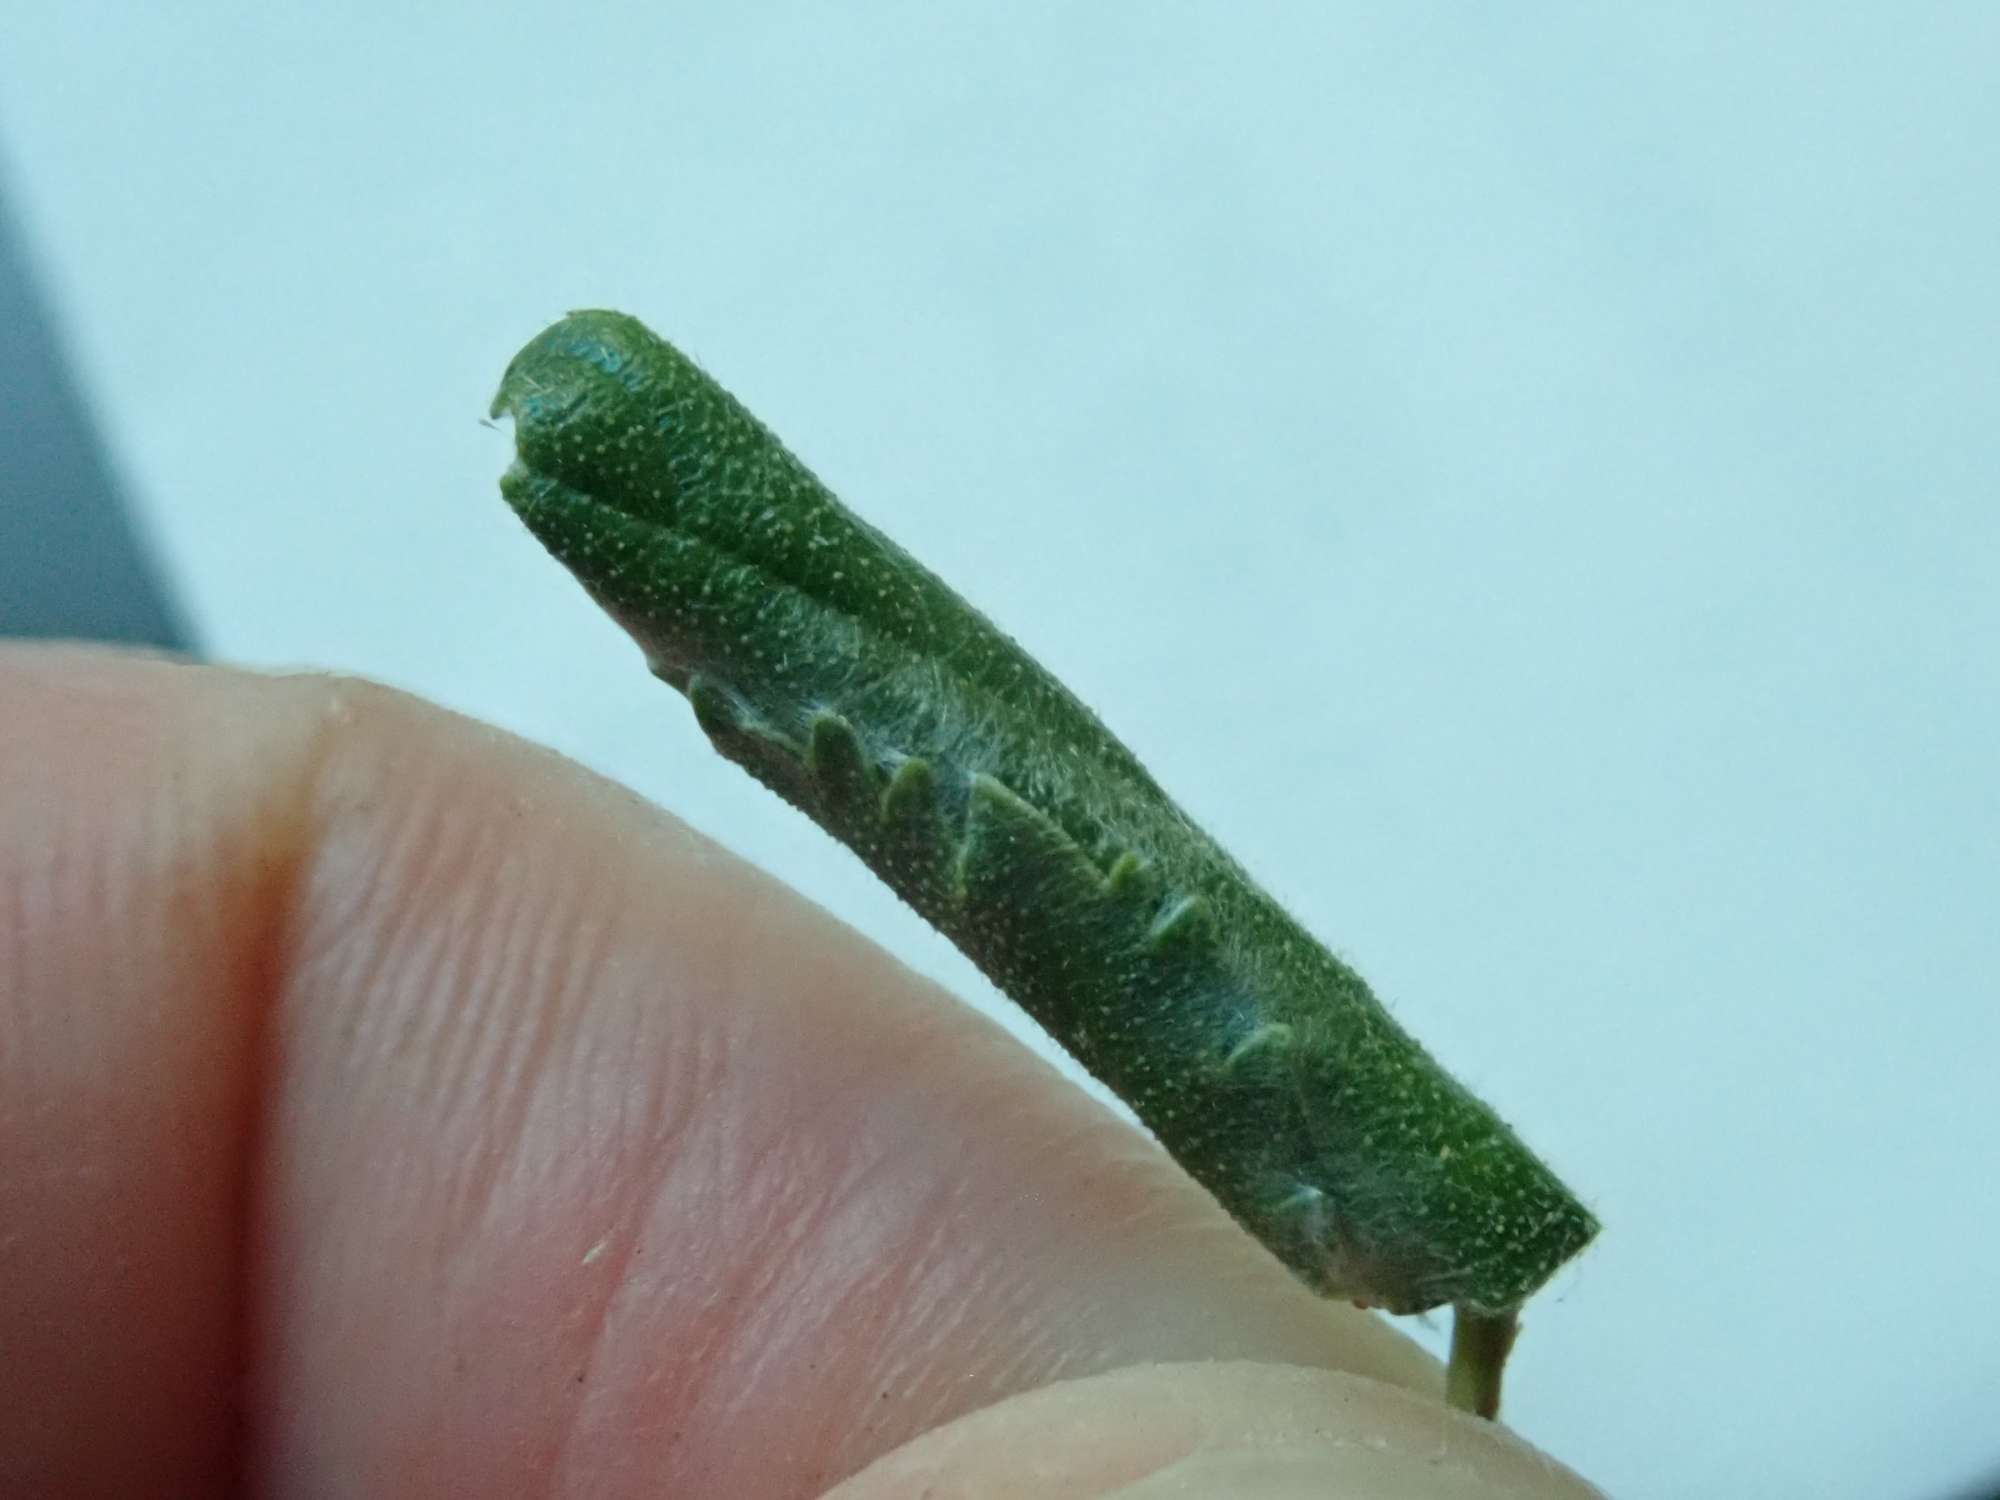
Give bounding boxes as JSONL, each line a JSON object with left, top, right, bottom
{"left": 1444, "top": 1305, "right": 1520, "bottom": 1420}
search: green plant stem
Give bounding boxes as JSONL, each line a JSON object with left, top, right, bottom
{"left": 1446, "top": 1306, "right": 1520, "bottom": 1419}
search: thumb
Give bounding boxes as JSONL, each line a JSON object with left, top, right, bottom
{"left": 830, "top": 1362, "right": 1601, "bottom": 1499}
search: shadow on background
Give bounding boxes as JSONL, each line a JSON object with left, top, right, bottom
{"left": 1, "top": 171, "right": 192, "bottom": 651}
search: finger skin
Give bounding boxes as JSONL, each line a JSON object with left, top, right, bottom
{"left": 1, "top": 646, "right": 316, "bottom": 1496}
{"left": 1, "top": 646, "right": 1467, "bottom": 1497}
{"left": 828, "top": 1362, "right": 1605, "bottom": 1500}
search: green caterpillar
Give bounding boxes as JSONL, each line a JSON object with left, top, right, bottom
{"left": 491, "top": 309, "right": 1596, "bottom": 1417}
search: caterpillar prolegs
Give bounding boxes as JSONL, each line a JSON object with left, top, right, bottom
{"left": 491, "top": 310, "right": 1596, "bottom": 1418}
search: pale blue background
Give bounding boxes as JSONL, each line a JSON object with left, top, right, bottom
{"left": 5, "top": 7, "right": 1996, "bottom": 1496}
